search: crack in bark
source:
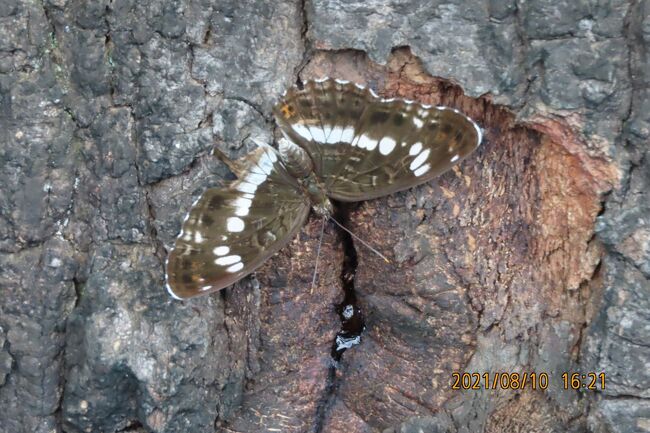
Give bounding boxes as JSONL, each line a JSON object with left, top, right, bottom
{"left": 291, "top": 0, "right": 313, "bottom": 81}
{"left": 128, "top": 105, "right": 168, "bottom": 274}
{"left": 331, "top": 203, "right": 365, "bottom": 361}
{"left": 224, "top": 96, "right": 271, "bottom": 124}
{"left": 104, "top": 4, "right": 119, "bottom": 106}
{"left": 313, "top": 202, "right": 365, "bottom": 432}
{"left": 512, "top": 0, "right": 535, "bottom": 107}
{"left": 572, "top": 259, "right": 602, "bottom": 365}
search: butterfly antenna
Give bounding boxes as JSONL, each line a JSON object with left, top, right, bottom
{"left": 311, "top": 217, "right": 327, "bottom": 293}
{"left": 328, "top": 215, "right": 391, "bottom": 264}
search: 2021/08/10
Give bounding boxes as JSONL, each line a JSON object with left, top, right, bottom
{"left": 451, "top": 371, "right": 606, "bottom": 390}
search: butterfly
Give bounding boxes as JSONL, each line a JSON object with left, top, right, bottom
{"left": 165, "top": 78, "right": 482, "bottom": 299}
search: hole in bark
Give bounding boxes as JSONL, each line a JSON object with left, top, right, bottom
{"left": 331, "top": 201, "right": 365, "bottom": 361}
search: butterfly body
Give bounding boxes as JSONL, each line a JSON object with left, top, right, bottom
{"left": 165, "top": 78, "right": 482, "bottom": 299}
{"left": 278, "top": 137, "right": 334, "bottom": 218}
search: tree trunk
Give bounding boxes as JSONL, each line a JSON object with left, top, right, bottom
{"left": 0, "top": 1, "right": 648, "bottom": 433}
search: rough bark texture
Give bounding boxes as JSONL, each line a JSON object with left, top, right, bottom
{"left": 0, "top": 1, "right": 648, "bottom": 433}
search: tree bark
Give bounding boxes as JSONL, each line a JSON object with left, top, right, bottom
{"left": 0, "top": 1, "right": 648, "bottom": 433}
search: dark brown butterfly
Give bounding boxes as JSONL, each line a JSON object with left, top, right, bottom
{"left": 165, "top": 78, "right": 482, "bottom": 299}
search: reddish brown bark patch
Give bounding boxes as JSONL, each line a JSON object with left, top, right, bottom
{"left": 302, "top": 48, "right": 617, "bottom": 430}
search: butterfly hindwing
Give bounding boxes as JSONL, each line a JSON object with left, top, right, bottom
{"left": 274, "top": 78, "right": 482, "bottom": 202}
{"left": 165, "top": 146, "right": 311, "bottom": 299}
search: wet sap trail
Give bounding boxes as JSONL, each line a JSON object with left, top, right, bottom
{"left": 331, "top": 202, "right": 365, "bottom": 360}
{"left": 314, "top": 202, "right": 365, "bottom": 431}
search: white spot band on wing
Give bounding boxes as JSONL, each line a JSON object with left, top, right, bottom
{"left": 340, "top": 126, "right": 355, "bottom": 143}
{"left": 292, "top": 124, "right": 313, "bottom": 141}
{"left": 226, "top": 262, "right": 244, "bottom": 273}
{"left": 409, "top": 142, "right": 423, "bottom": 156}
{"left": 308, "top": 125, "right": 326, "bottom": 143}
{"left": 232, "top": 197, "right": 252, "bottom": 217}
{"left": 410, "top": 148, "right": 430, "bottom": 171}
{"left": 357, "top": 134, "right": 378, "bottom": 151}
{"left": 414, "top": 163, "right": 430, "bottom": 177}
{"left": 322, "top": 124, "right": 333, "bottom": 141}
{"left": 213, "top": 246, "right": 230, "bottom": 256}
{"left": 244, "top": 172, "right": 266, "bottom": 186}
{"left": 378, "top": 137, "right": 396, "bottom": 155}
{"left": 237, "top": 182, "right": 257, "bottom": 194}
{"left": 227, "top": 217, "right": 245, "bottom": 232}
{"left": 215, "top": 255, "right": 241, "bottom": 266}
{"left": 327, "top": 126, "right": 344, "bottom": 144}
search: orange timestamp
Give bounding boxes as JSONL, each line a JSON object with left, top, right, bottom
{"left": 451, "top": 372, "right": 550, "bottom": 390}
{"left": 561, "top": 372, "right": 606, "bottom": 390}
{"left": 451, "top": 372, "right": 607, "bottom": 391}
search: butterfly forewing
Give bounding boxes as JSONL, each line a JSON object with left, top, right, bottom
{"left": 274, "top": 79, "right": 482, "bottom": 201}
{"left": 165, "top": 146, "right": 310, "bottom": 299}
